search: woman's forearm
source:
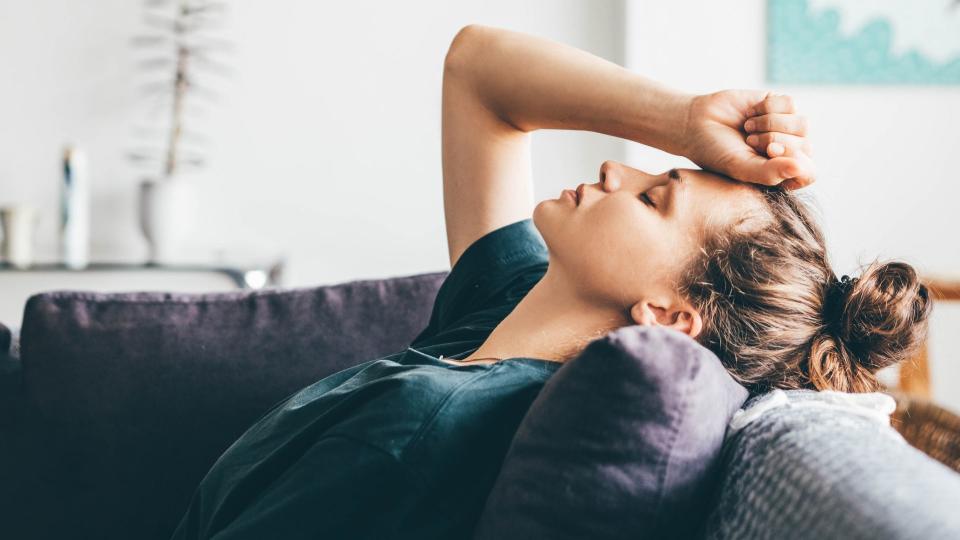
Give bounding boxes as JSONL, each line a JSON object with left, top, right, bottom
{"left": 444, "top": 25, "right": 693, "bottom": 156}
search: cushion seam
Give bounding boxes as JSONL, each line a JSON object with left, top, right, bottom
{"left": 650, "top": 346, "right": 695, "bottom": 532}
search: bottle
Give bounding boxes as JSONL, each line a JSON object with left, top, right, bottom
{"left": 61, "top": 146, "right": 90, "bottom": 269}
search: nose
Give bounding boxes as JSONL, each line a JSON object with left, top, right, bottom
{"left": 599, "top": 160, "right": 655, "bottom": 193}
{"left": 598, "top": 160, "right": 622, "bottom": 191}
{"left": 598, "top": 160, "right": 666, "bottom": 195}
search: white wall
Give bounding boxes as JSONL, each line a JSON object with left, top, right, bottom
{"left": 625, "top": 0, "right": 960, "bottom": 410}
{"left": 0, "top": 0, "right": 625, "bottom": 286}
{"left": 3, "top": 0, "right": 958, "bottom": 408}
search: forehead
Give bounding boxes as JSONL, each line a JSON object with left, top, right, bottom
{"left": 677, "top": 168, "right": 766, "bottom": 230}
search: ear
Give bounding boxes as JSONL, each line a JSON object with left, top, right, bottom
{"left": 629, "top": 299, "right": 703, "bottom": 339}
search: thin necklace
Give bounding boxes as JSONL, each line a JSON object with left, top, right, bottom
{"left": 439, "top": 354, "right": 501, "bottom": 363}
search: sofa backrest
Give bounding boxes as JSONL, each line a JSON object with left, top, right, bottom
{"left": 1, "top": 271, "right": 446, "bottom": 540}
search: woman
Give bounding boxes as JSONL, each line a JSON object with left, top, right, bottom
{"left": 173, "top": 25, "right": 930, "bottom": 539}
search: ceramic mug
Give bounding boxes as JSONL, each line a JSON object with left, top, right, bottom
{"left": 0, "top": 205, "right": 40, "bottom": 269}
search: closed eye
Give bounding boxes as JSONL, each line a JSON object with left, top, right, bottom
{"left": 640, "top": 192, "right": 657, "bottom": 208}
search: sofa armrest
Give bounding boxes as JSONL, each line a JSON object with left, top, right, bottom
{"left": 0, "top": 320, "right": 10, "bottom": 353}
{"left": 0, "top": 321, "right": 20, "bottom": 415}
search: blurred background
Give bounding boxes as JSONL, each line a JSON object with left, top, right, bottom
{"left": 0, "top": 0, "right": 957, "bottom": 407}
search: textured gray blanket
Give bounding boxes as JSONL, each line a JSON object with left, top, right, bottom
{"left": 704, "top": 389, "right": 960, "bottom": 539}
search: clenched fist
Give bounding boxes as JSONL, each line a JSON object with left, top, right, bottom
{"left": 683, "top": 90, "right": 815, "bottom": 190}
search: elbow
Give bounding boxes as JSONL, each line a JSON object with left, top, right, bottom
{"left": 444, "top": 24, "right": 488, "bottom": 76}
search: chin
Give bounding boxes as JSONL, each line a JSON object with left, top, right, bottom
{"left": 531, "top": 199, "right": 548, "bottom": 228}
{"left": 532, "top": 201, "right": 553, "bottom": 240}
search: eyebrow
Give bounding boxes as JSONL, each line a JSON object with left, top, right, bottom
{"left": 665, "top": 168, "right": 686, "bottom": 212}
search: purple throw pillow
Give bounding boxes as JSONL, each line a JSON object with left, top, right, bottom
{"left": 473, "top": 326, "right": 749, "bottom": 540}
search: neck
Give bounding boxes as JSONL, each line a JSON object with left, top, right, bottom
{"left": 462, "top": 266, "right": 630, "bottom": 363}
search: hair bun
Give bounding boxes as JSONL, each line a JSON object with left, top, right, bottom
{"left": 833, "top": 261, "right": 932, "bottom": 372}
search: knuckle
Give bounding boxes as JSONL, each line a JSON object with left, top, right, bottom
{"left": 764, "top": 114, "right": 783, "bottom": 131}
{"left": 772, "top": 115, "right": 785, "bottom": 131}
{"left": 780, "top": 116, "right": 792, "bottom": 131}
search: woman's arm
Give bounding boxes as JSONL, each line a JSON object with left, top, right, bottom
{"left": 441, "top": 25, "right": 812, "bottom": 266}
{"left": 446, "top": 25, "right": 692, "bottom": 153}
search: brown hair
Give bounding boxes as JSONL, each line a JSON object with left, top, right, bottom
{"left": 681, "top": 187, "right": 932, "bottom": 395}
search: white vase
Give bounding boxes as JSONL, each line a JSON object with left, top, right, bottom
{"left": 139, "top": 178, "right": 199, "bottom": 264}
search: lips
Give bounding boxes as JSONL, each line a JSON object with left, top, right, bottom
{"left": 575, "top": 183, "right": 585, "bottom": 204}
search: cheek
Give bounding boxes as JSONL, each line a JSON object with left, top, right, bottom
{"left": 561, "top": 199, "right": 661, "bottom": 296}
{"left": 583, "top": 198, "right": 654, "bottom": 255}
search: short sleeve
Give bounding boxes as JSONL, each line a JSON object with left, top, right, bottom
{"left": 410, "top": 219, "right": 548, "bottom": 346}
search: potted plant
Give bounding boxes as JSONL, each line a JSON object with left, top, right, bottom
{"left": 130, "top": 0, "right": 230, "bottom": 263}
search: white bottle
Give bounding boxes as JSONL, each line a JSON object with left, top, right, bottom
{"left": 61, "top": 146, "right": 90, "bottom": 269}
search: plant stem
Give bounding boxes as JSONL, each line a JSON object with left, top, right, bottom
{"left": 164, "top": 0, "right": 189, "bottom": 178}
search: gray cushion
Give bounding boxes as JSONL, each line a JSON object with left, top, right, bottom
{"left": 704, "top": 389, "right": 960, "bottom": 540}
{"left": 473, "top": 326, "right": 749, "bottom": 540}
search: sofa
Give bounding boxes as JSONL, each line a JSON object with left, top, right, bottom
{"left": 1, "top": 271, "right": 959, "bottom": 540}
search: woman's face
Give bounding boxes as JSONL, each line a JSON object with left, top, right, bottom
{"left": 533, "top": 160, "right": 764, "bottom": 316}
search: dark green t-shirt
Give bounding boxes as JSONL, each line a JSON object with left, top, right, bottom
{"left": 172, "top": 219, "right": 560, "bottom": 540}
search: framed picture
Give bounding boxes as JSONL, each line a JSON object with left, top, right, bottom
{"left": 767, "top": 0, "right": 960, "bottom": 84}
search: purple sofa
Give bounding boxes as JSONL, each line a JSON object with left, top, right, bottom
{"left": 0, "top": 273, "right": 446, "bottom": 540}
{"left": 2, "top": 272, "right": 958, "bottom": 540}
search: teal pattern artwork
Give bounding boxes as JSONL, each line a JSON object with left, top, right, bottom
{"left": 768, "top": 0, "right": 960, "bottom": 84}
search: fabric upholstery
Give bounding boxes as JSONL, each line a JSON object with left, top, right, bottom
{"left": 0, "top": 321, "right": 19, "bottom": 416}
{"left": 2, "top": 272, "right": 445, "bottom": 540}
{"left": 473, "top": 326, "right": 750, "bottom": 540}
{"left": 0, "top": 320, "right": 10, "bottom": 353}
{"left": 705, "top": 389, "right": 960, "bottom": 540}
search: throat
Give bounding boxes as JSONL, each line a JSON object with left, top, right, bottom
{"left": 464, "top": 268, "right": 629, "bottom": 364}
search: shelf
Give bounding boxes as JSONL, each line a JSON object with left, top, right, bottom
{"left": 0, "top": 258, "right": 285, "bottom": 327}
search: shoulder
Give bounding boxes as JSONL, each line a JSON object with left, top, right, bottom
{"left": 411, "top": 219, "right": 548, "bottom": 347}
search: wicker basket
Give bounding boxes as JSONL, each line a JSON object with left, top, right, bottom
{"left": 889, "top": 391, "right": 960, "bottom": 474}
